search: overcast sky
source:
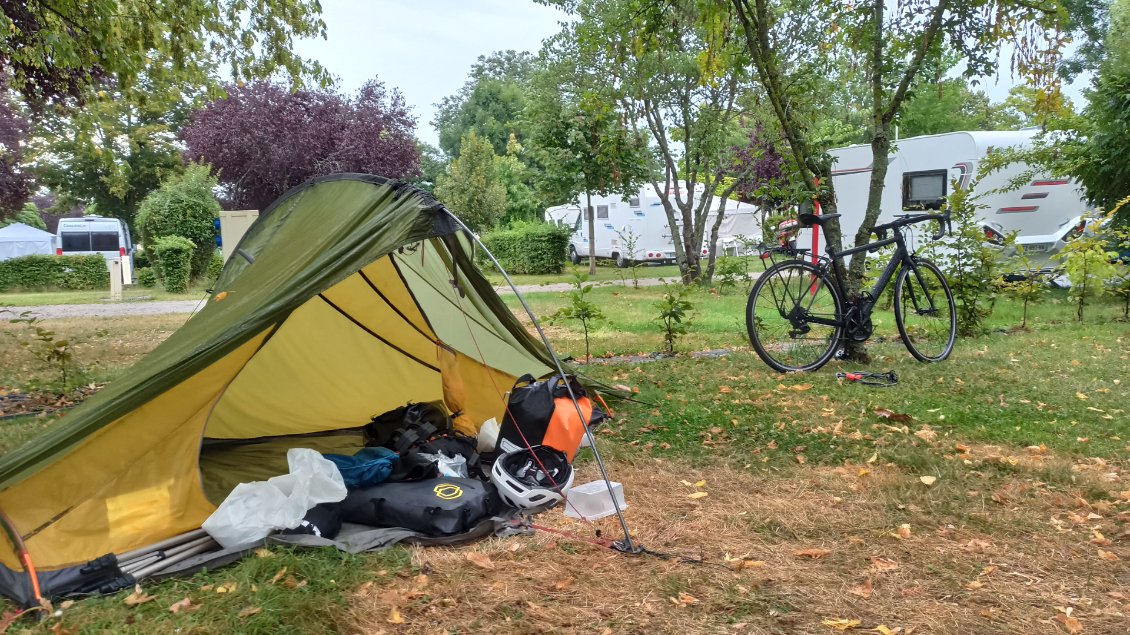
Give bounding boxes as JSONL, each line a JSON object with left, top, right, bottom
{"left": 294, "top": 1, "right": 1088, "bottom": 149}
{"left": 293, "top": 0, "right": 568, "bottom": 149}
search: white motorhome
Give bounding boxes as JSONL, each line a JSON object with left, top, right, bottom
{"left": 545, "top": 183, "right": 763, "bottom": 267}
{"left": 808, "top": 130, "right": 1090, "bottom": 255}
{"left": 56, "top": 215, "right": 135, "bottom": 282}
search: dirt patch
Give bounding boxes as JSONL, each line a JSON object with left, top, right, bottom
{"left": 340, "top": 455, "right": 1128, "bottom": 634}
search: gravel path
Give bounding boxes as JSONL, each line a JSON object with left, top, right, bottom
{"left": 5, "top": 277, "right": 675, "bottom": 319}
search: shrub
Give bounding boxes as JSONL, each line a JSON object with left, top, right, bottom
{"left": 926, "top": 184, "right": 1006, "bottom": 336}
{"left": 1055, "top": 222, "right": 1117, "bottom": 321}
{"left": 136, "top": 267, "right": 157, "bottom": 288}
{"left": 206, "top": 250, "right": 224, "bottom": 282}
{"left": 546, "top": 269, "right": 605, "bottom": 362}
{"left": 136, "top": 163, "right": 220, "bottom": 280}
{"left": 153, "top": 236, "right": 195, "bottom": 293}
{"left": 133, "top": 246, "right": 151, "bottom": 269}
{"left": 0, "top": 255, "right": 109, "bottom": 291}
{"left": 481, "top": 221, "right": 570, "bottom": 275}
{"left": 655, "top": 280, "right": 695, "bottom": 354}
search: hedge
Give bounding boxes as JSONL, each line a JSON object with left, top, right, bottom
{"left": 0, "top": 255, "right": 110, "bottom": 292}
{"left": 481, "top": 222, "right": 570, "bottom": 275}
{"left": 153, "top": 235, "right": 195, "bottom": 294}
{"left": 136, "top": 267, "right": 157, "bottom": 288}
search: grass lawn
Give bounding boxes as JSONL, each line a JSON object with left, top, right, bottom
{"left": 0, "top": 283, "right": 213, "bottom": 306}
{"left": 0, "top": 286, "right": 1127, "bottom": 633}
{"left": 484, "top": 262, "right": 685, "bottom": 287}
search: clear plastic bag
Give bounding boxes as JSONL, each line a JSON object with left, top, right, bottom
{"left": 416, "top": 451, "right": 468, "bottom": 478}
{"left": 202, "top": 448, "right": 348, "bottom": 548}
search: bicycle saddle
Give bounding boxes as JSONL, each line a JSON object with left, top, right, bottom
{"left": 798, "top": 212, "right": 841, "bottom": 227}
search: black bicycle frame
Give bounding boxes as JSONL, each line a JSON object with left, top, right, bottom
{"left": 803, "top": 214, "right": 945, "bottom": 328}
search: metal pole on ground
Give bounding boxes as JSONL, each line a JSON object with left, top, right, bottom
{"left": 117, "top": 528, "right": 208, "bottom": 563}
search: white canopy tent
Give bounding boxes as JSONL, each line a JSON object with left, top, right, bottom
{"left": 0, "top": 223, "right": 57, "bottom": 260}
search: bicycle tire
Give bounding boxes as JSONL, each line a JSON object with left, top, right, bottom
{"left": 894, "top": 258, "right": 956, "bottom": 362}
{"left": 746, "top": 260, "right": 844, "bottom": 372}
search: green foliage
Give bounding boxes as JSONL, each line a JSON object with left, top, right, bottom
{"left": 1055, "top": 220, "right": 1118, "bottom": 320}
{"left": 31, "top": 88, "right": 188, "bottom": 232}
{"left": 0, "top": 202, "right": 47, "bottom": 229}
{"left": 3, "top": 311, "right": 100, "bottom": 392}
{"left": 547, "top": 269, "right": 606, "bottom": 361}
{"left": 136, "top": 266, "right": 158, "bottom": 288}
{"left": 136, "top": 164, "right": 220, "bottom": 279}
{"left": 1, "top": 0, "right": 328, "bottom": 106}
{"left": 714, "top": 257, "right": 748, "bottom": 295}
{"left": 495, "top": 136, "right": 543, "bottom": 224}
{"left": 434, "top": 131, "right": 507, "bottom": 232}
{"left": 153, "top": 235, "right": 196, "bottom": 294}
{"left": 481, "top": 222, "right": 571, "bottom": 275}
{"left": 1000, "top": 247, "right": 1051, "bottom": 329}
{"left": 896, "top": 78, "right": 1027, "bottom": 137}
{"left": 207, "top": 250, "right": 225, "bottom": 282}
{"left": 1105, "top": 221, "right": 1130, "bottom": 319}
{"left": 0, "top": 255, "right": 108, "bottom": 291}
{"left": 926, "top": 185, "right": 1004, "bottom": 336}
{"left": 615, "top": 226, "right": 644, "bottom": 288}
{"left": 434, "top": 51, "right": 534, "bottom": 158}
{"left": 655, "top": 281, "right": 695, "bottom": 354}
{"left": 133, "top": 246, "right": 151, "bottom": 269}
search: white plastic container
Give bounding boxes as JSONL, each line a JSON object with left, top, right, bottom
{"left": 563, "top": 480, "right": 627, "bottom": 520}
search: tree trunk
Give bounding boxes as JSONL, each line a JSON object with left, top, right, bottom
{"left": 586, "top": 191, "right": 596, "bottom": 275}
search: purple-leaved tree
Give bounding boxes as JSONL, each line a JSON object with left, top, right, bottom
{"left": 0, "top": 82, "right": 31, "bottom": 221}
{"left": 182, "top": 80, "right": 420, "bottom": 211}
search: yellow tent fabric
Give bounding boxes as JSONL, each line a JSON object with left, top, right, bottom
{"left": 0, "top": 175, "right": 556, "bottom": 605}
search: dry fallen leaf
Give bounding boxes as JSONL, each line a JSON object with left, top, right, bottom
{"left": 687, "top": 491, "right": 709, "bottom": 499}
{"left": 719, "top": 386, "right": 733, "bottom": 394}
{"left": 553, "top": 577, "right": 575, "bottom": 591}
{"left": 1053, "top": 612, "right": 1083, "bottom": 634}
{"left": 965, "top": 580, "right": 984, "bottom": 590}
{"left": 1090, "top": 531, "right": 1112, "bottom": 547}
{"left": 282, "top": 575, "right": 307, "bottom": 590}
{"left": 465, "top": 552, "right": 496, "bottom": 570}
{"left": 215, "top": 582, "right": 236, "bottom": 594}
{"left": 1097, "top": 549, "right": 1120, "bottom": 562}
{"left": 238, "top": 606, "right": 262, "bottom": 619}
{"left": 891, "top": 524, "right": 912, "bottom": 540}
{"left": 789, "top": 384, "right": 813, "bottom": 392}
{"left": 694, "top": 480, "right": 706, "bottom": 487}
{"left": 678, "top": 592, "right": 699, "bottom": 605}
{"left": 868, "top": 557, "right": 899, "bottom": 573}
{"left": 794, "top": 548, "right": 831, "bottom": 559}
{"left": 254, "top": 548, "right": 274, "bottom": 559}
{"left": 123, "top": 585, "right": 155, "bottom": 607}
{"left": 731, "top": 559, "right": 767, "bottom": 570}
{"left": 849, "top": 579, "right": 873, "bottom": 599}
{"left": 919, "top": 476, "right": 937, "bottom": 486}
{"left": 269, "top": 567, "right": 288, "bottom": 585}
{"left": 168, "top": 597, "right": 198, "bottom": 614}
{"left": 387, "top": 607, "right": 405, "bottom": 624}
{"left": 821, "top": 618, "right": 862, "bottom": 630}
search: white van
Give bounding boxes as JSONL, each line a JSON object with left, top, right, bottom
{"left": 56, "top": 216, "right": 135, "bottom": 282}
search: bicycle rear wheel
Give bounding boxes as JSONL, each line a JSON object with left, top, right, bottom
{"left": 746, "top": 260, "right": 843, "bottom": 372}
{"left": 894, "top": 258, "right": 956, "bottom": 362}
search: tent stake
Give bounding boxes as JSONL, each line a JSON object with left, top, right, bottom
{"left": 448, "top": 216, "right": 637, "bottom": 552}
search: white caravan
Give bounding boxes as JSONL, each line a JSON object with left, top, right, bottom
{"left": 545, "top": 183, "right": 763, "bottom": 267}
{"left": 801, "top": 130, "right": 1091, "bottom": 256}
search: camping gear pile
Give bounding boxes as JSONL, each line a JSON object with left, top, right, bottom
{"left": 0, "top": 175, "right": 628, "bottom": 608}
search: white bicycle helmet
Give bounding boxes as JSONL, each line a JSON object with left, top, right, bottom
{"left": 490, "top": 445, "right": 574, "bottom": 510}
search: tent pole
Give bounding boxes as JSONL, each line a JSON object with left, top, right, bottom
{"left": 447, "top": 217, "right": 637, "bottom": 552}
{"left": 117, "top": 528, "right": 208, "bottom": 563}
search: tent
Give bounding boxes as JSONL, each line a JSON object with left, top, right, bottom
{"left": 0, "top": 175, "right": 570, "bottom": 606}
{"left": 0, "top": 223, "right": 56, "bottom": 260}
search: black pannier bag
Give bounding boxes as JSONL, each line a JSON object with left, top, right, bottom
{"left": 365, "top": 401, "right": 451, "bottom": 449}
{"left": 339, "top": 478, "right": 501, "bottom": 536}
{"left": 497, "top": 374, "right": 606, "bottom": 461}
{"left": 277, "top": 502, "right": 343, "bottom": 539}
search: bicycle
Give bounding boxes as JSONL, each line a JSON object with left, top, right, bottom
{"left": 746, "top": 210, "right": 957, "bottom": 373}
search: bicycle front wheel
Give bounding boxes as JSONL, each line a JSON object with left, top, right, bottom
{"left": 746, "top": 260, "right": 843, "bottom": 372}
{"left": 894, "top": 258, "right": 956, "bottom": 362}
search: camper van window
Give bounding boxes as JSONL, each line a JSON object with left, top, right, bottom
{"left": 629, "top": 196, "right": 640, "bottom": 207}
{"left": 902, "top": 170, "right": 947, "bottom": 210}
{"left": 90, "top": 232, "right": 121, "bottom": 251}
{"left": 60, "top": 232, "right": 92, "bottom": 252}
{"left": 597, "top": 205, "right": 609, "bottom": 219}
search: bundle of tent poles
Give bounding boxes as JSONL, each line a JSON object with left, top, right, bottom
{"left": 115, "top": 528, "right": 217, "bottom": 580}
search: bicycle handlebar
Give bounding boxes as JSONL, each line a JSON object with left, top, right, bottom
{"left": 873, "top": 211, "right": 951, "bottom": 242}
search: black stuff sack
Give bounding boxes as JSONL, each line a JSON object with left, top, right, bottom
{"left": 278, "top": 502, "right": 343, "bottom": 540}
{"left": 339, "top": 478, "right": 501, "bottom": 536}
